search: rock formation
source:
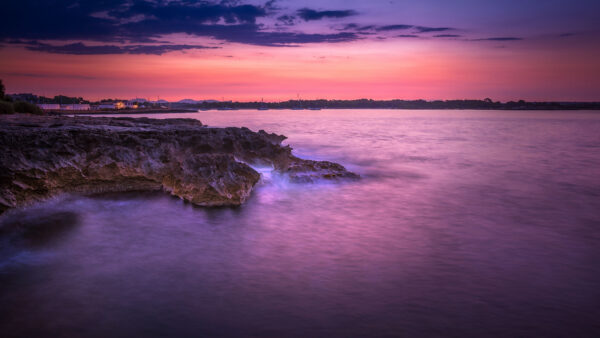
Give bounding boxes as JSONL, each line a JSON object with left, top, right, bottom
{"left": 0, "top": 115, "right": 358, "bottom": 213}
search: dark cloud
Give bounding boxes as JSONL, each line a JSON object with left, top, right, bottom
{"left": 1, "top": 0, "right": 510, "bottom": 53}
{"left": 0, "top": 1, "right": 119, "bottom": 41}
{"left": 341, "top": 23, "right": 376, "bottom": 31}
{"left": 415, "top": 26, "right": 453, "bottom": 33}
{"left": 475, "top": 37, "right": 523, "bottom": 41}
{"left": 0, "top": 1, "right": 269, "bottom": 42}
{"left": 342, "top": 23, "right": 455, "bottom": 35}
{"left": 376, "top": 25, "right": 413, "bottom": 31}
{"left": 433, "top": 34, "right": 462, "bottom": 38}
{"left": 297, "top": 8, "right": 357, "bottom": 21}
{"left": 0, "top": 0, "right": 361, "bottom": 50}
{"left": 109, "top": 2, "right": 267, "bottom": 24}
{"left": 119, "top": 21, "right": 359, "bottom": 46}
{"left": 264, "top": 0, "right": 280, "bottom": 11}
{"left": 23, "top": 41, "right": 217, "bottom": 55}
{"left": 11, "top": 29, "right": 358, "bottom": 54}
{"left": 277, "top": 15, "right": 296, "bottom": 26}
{"left": 233, "top": 30, "right": 359, "bottom": 46}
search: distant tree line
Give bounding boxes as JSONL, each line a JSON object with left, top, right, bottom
{"left": 0, "top": 79, "right": 44, "bottom": 115}
{"left": 6, "top": 92, "right": 156, "bottom": 107}
{"left": 2, "top": 79, "right": 600, "bottom": 112}
{"left": 8, "top": 93, "right": 90, "bottom": 104}
{"left": 186, "top": 98, "right": 600, "bottom": 110}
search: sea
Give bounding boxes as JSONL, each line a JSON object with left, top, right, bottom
{"left": 1, "top": 109, "right": 599, "bottom": 337}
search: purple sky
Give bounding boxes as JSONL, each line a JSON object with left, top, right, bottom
{"left": 1, "top": 0, "right": 599, "bottom": 101}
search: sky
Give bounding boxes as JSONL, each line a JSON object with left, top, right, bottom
{"left": 1, "top": 0, "right": 599, "bottom": 102}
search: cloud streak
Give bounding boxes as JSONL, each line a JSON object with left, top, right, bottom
{"left": 23, "top": 42, "right": 218, "bottom": 55}
{"left": 376, "top": 25, "right": 413, "bottom": 31}
{"left": 474, "top": 37, "right": 523, "bottom": 41}
{"left": 341, "top": 23, "right": 457, "bottom": 35}
{"left": 296, "top": 8, "right": 357, "bottom": 21}
{"left": 415, "top": 26, "right": 453, "bottom": 33}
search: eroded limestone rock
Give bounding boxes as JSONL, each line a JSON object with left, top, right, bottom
{"left": 0, "top": 115, "right": 358, "bottom": 213}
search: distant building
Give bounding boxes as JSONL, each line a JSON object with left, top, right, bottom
{"left": 37, "top": 104, "right": 61, "bottom": 110}
{"left": 98, "top": 104, "right": 117, "bottom": 109}
{"left": 61, "top": 104, "right": 91, "bottom": 110}
{"left": 97, "top": 102, "right": 125, "bottom": 110}
{"left": 125, "top": 102, "right": 139, "bottom": 109}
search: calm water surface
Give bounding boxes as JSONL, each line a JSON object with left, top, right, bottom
{"left": 1, "top": 110, "right": 600, "bottom": 337}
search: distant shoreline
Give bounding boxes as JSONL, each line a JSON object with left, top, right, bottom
{"left": 51, "top": 107, "right": 600, "bottom": 115}
{"left": 53, "top": 108, "right": 198, "bottom": 115}
{"left": 12, "top": 94, "right": 600, "bottom": 113}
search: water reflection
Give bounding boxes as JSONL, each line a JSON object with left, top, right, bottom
{"left": 1, "top": 110, "right": 600, "bottom": 337}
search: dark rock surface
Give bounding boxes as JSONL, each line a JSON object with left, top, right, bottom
{"left": 0, "top": 115, "right": 358, "bottom": 213}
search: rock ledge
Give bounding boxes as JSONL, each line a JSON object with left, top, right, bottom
{"left": 0, "top": 115, "right": 358, "bottom": 213}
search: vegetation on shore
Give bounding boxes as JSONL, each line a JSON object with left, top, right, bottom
{"left": 0, "top": 101, "right": 14, "bottom": 115}
{"left": 190, "top": 98, "right": 600, "bottom": 110}
{"left": 0, "top": 79, "right": 45, "bottom": 115}
{"left": 3, "top": 78, "right": 600, "bottom": 111}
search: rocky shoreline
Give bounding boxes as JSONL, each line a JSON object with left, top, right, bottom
{"left": 0, "top": 115, "right": 358, "bottom": 214}
{"left": 52, "top": 108, "right": 198, "bottom": 115}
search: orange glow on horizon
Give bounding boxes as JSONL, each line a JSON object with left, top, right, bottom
{"left": 1, "top": 38, "right": 599, "bottom": 102}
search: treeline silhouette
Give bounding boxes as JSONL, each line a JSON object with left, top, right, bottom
{"left": 9, "top": 93, "right": 91, "bottom": 104}
{"left": 0, "top": 80, "right": 44, "bottom": 115}
{"left": 190, "top": 99, "right": 600, "bottom": 110}
{"left": 6, "top": 91, "right": 600, "bottom": 110}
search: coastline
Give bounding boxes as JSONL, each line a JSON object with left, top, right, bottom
{"left": 47, "top": 107, "right": 600, "bottom": 115}
{"left": 51, "top": 108, "right": 198, "bottom": 115}
{"left": 0, "top": 114, "right": 358, "bottom": 214}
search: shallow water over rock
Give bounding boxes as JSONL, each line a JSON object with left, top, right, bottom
{"left": 1, "top": 109, "right": 600, "bottom": 337}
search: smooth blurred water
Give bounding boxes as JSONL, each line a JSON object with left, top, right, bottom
{"left": 1, "top": 110, "right": 600, "bottom": 337}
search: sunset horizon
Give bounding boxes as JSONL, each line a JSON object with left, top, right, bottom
{"left": 1, "top": 1, "right": 599, "bottom": 102}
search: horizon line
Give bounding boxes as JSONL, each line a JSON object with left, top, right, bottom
{"left": 7, "top": 93, "right": 600, "bottom": 104}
